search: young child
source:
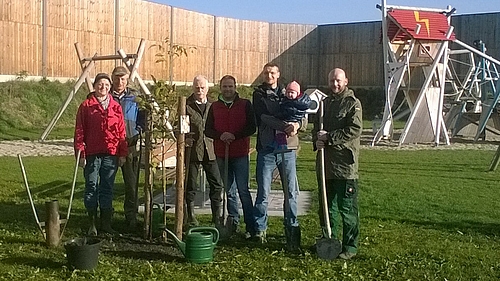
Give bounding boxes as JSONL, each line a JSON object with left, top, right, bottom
{"left": 274, "top": 81, "right": 311, "bottom": 149}
{"left": 276, "top": 81, "right": 311, "bottom": 123}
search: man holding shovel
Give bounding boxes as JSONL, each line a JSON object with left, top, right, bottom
{"left": 312, "top": 68, "right": 362, "bottom": 260}
{"left": 205, "top": 75, "right": 256, "bottom": 238}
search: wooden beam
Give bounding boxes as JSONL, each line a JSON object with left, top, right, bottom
{"left": 82, "top": 54, "right": 138, "bottom": 62}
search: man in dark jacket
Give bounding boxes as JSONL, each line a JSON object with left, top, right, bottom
{"left": 312, "top": 68, "right": 362, "bottom": 260}
{"left": 252, "top": 63, "right": 301, "bottom": 243}
{"left": 111, "top": 66, "right": 145, "bottom": 230}
{"left": 185, "top": 75, "right": 224, "bottom": 227}
{"left": 205, "top": 75, "right": 256, "bottom": 237}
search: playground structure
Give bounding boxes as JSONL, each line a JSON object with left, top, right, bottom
{"left": 39, "top": 39, "right": 150, "bottom": 141}
{"left": 373, "top": 1, "right": 500, "bottom": 146}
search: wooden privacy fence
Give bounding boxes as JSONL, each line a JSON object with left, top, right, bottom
{"left": 0, "top": 0, "right": 499, "bottom": 87}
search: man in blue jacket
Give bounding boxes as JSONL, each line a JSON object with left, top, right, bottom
{"left": 111, "top": 66, "right": 145, "bottom": 230}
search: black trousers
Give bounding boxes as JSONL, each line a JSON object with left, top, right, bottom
{"left": 185, "top": 158, "right": 223, "bottom": 206}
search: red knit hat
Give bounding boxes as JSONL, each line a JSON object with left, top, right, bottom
{"left": 286, "top": 81, "right": 300, "bottom": 93}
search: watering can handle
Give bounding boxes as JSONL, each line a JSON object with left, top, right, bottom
{"left": 187, "top": 227, "right": 219, "bottom": 244}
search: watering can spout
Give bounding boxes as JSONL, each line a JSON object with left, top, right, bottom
{"left": 164, "top": 228, "right": 186, "bottom": 256}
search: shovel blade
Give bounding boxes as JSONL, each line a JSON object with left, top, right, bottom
{"left": 217, "top": 216, "right": 234, "bottom": 240}
{"left": 316, "top": 237, "right": 342, "bottom": 260}
{"left": 285, "top": 225, "right": 302, "bottom": 253}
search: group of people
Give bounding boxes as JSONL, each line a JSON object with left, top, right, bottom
{"left": 73, "top": 62, "right": 362, "bottom": 260}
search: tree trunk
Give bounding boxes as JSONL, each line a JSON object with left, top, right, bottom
{"left": 175, "top": 96, "right": 186, "bottom": 238}
{"left": 143, "top": 112, "right": 153, "bottom": 240}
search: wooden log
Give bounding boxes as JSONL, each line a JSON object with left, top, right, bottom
{"left": 45, "top": 200, "right": 60, "bottom": 247}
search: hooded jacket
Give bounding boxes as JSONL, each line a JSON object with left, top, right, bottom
{"left": 312, "top": 87, "right": 362, "bottom": 179}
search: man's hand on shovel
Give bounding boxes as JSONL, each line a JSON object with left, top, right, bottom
{"left": 220, "top": 132, "right": 235, "bottom": 144}
{"left": 316, "top": 130, "right": 328, "bottom": 150}
{"left": 78, "top": 158, "right": 86, "bottom": 168}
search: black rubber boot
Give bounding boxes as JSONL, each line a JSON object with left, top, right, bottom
{"left": 100, "top": 208, "right": 118, "bottom": 235}
{"left": 211, "top": 202, "right": 223, "bottom": 227}
{"left": 185, "top": 202, "right": 199, "bottom": 227}
{"left": 87, "top": 209, "right": 98, "bottom": 236}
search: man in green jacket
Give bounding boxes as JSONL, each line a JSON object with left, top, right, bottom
{"left": 312, "top": 68, "right": 362, "bottom": 260}
{"left": 185, "top": 75, "right": 224, "bottom": 227}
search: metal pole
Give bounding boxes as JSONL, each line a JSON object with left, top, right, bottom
{"left": 454, "top": 39, "right": 500, "bottom": 67}
{"left": 45, "top": 200, "right": 60, "bottom": 247}
{"left": 380, "top": 0, "right": 391, "bottom": 139}
{"left": 489, "top": 145, "right": 500, "bottom": 171}
{"left": 435, "top": 40, "right": 450, "bottom": 146}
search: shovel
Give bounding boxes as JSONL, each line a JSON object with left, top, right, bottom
{"left": 315, "top": 101, "right": 342, "bottom": 260}
{"left": 60, "top": 150, "right": 81, "bottom": 238}
{"left": 217, "top": 143, "right": 234, "bottom": 239}
{"left": 18, "top": 150, "right": 81, "bottom": 242}
{"left": 276, "top": 144, "right": 301, "bottom": 253}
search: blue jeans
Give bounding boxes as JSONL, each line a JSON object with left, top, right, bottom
{"left": 84, "top": 154, "right": 119, "bottom": 210}
{"left": 217, "top": 155, "right": 254, "bottom": 233}
{"left": 254, "top": 148, "right": 299, "bottom": 232}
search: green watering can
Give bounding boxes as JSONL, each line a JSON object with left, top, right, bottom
{"left": 165, "top": 227, "right": 219, "bottom": 264}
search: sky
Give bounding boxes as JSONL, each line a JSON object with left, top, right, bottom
{"left": 149, "top": 0, "right": 499, "bottom": 25}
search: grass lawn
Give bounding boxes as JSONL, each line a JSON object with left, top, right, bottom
{"left": 1, "top": 142, "right": 500, "bottom": 280}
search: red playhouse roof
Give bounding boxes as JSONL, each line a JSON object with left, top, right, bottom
{"left": 387, "top": 9, "right": 456, "bottom": 41}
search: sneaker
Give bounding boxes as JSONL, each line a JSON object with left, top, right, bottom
{"left": 253, "top": 231, "right": 267, "bottom": 243}
{"left": 244, "top": 232, "right": 252, "bottom": 239}
{"left": 88, "top": 225, "right": 97, "bottom": 236}
{"left": 338, "top": 252, "right": 356, "bottom": 260}
{"left": 231, "top": 223, "right": 240, "bottom": 234}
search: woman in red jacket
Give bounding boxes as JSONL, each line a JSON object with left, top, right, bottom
{"left": 74, "top": 73, "right": 128, "bottom": 236}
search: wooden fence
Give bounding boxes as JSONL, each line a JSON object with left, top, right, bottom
{"left": 0, "top": 0, "right": 499, "bottom": 87}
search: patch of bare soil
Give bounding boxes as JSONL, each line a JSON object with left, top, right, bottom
{"left": 99, "top": 234, "right": 185, "bottom": 262}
